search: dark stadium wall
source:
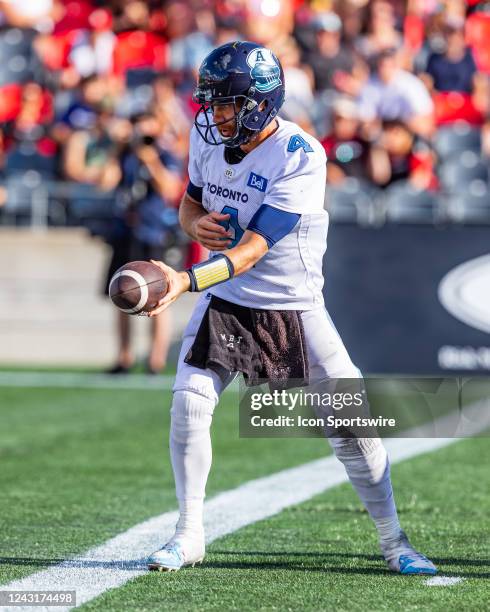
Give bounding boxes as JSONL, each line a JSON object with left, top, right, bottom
{"left": 323, "top": 225, "right": 490, "bottom": 375}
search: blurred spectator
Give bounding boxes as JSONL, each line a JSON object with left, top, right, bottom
{"left": 152, "top": 74, "right": 191, "bottom": 161}
{"left": 112, "top": 112, "right": 184, "bottom": 249}
{"left": 243, "top": 0, "right": 294, "bottom": 46}
{"left": 68, "top": 9, "right": 116, "bottom": 79}
{"left": 52, "top": 1, "right": 94, "bottom": 34}
{"left": 15, "top": 82, "right": 54, "bottom": 135}
{"left": 214, "top": 16, "right": 243, "bottom": 47}
{"left": 63, "top": 107, "right": 118, "bottom": 189}
{"left": 335, "top": 0, "right": 367, "bottom": 46}
{"left": 56, "top": 74, "right": 117, "bottom": 145}
{"left": 0, "top": 24, "right": 48, "bottom": 123}
{"left": 111, "top": 1, "right": 167, "bottom": 77}
{"left": 466, "top": 6, "right": 490, "bottom": 74}
{"left": 321, "top": 96, "right": 376, "bottom": 185}
{"left": 370, "top": 119, "right": 436, "bottom": 189}
{"left": 358, "top": 48, "right": 434, "bottom": 137}
{"left": 273, "top": 36, "right": 315, "bottom": 132}
{"left": 0, "top": 79, "right": 58, "bottom": 187}
{"left": 102, "top": 111, "right": 184, "bottom": 374}
{"left": 422, "top": 18, "right": 488, "bottom": 125}
{"left": 425, "top": 19, "right": 478, "bottom": 94}
{"left": 355, "top": 0, "right": 403, "bottom": 63}
{"left": 0, "top": 0, "right": 54, "bottom": 32}
{"left": 306, "top": 12, "right": 364, "bottom": 96}
{"left": 166, "top": 2, "right": 215, "bottom": 78}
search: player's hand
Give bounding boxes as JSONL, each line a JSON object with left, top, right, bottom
{"left": 147, "top": 260, "right": 190, "bottom": 316}
{"left": 192, "top": 211, "right": 233, "bottom": 251}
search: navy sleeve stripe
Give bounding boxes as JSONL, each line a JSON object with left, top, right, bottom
{"left": 187, "top": 180, "right": 203, "bottom": 202}
{"left": 247, "top": 204, "right": 300, "bottom": 248}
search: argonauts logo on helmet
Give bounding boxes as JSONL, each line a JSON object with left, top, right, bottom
{"left": 246, "top": 48, "right": 282, "bottom": 93}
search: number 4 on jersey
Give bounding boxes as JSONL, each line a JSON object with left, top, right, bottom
{"left": 219, "top": 205, "right": 244, "bottom": 248}
{"left": 287, "top": 134, "right": 313, "bottom": 153}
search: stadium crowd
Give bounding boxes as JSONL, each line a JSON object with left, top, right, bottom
{"left": 0, "top": 0, "right": 490, "bottom": 231}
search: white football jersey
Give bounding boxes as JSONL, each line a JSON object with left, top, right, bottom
{"left": 188, "top": 117, "right": 328, "bottom": 310}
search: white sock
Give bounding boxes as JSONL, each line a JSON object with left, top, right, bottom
{"left": 175, "top": 499, "right": 204, "bottom": 542}
{"left": 375, "top": 513, "right": 403, "bottom": 544}
{"left": 170, "top": 390, "right": 214, "bottom": 543}
{"left": 331, "top": 437, "right": 398, "bottom": 520}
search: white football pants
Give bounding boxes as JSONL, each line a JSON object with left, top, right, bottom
{"left": 169, "top": 294, "right": 396, "bottom": 535}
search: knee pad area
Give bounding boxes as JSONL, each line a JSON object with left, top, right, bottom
{"left": 330, "top": 437, "right": 388, "bottom": 484}
{"left": 170, "top": 389, "right": 215, "bottom": 444}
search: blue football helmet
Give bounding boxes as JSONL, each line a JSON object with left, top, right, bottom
{"left": 192, "top": 41, "right": 285, "bottom": 147}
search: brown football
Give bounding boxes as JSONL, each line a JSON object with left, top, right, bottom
{"left": 109, "top": 261, "right": 168, "bottom": 315}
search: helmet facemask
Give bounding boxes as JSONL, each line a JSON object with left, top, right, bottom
{"left": 193, "top": 92, "right": 261, "bottom": 148}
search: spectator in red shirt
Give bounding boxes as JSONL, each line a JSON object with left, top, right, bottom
{"left": 112, "top": 1, "right": 167, "bottom": 77}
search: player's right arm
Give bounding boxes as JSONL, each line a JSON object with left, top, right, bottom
{"left": 147, "top": 229, "right": 268, "bottom": 316}
{"left": 179, "top": 191, "right": 232, "bottom": 251}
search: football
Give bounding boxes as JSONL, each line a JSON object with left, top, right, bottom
{"left": 109, "top": 261, "right": 168, "bottom": 315}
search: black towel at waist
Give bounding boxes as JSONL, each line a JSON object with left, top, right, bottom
{"left": 184, "top": 295, "right": 309, "bottom": 389}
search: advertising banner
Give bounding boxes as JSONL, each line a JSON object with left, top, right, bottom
{"left": 324, "top": 225, "right": 490, "bottom": 374}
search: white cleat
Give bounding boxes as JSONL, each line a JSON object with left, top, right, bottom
{"left": 381, "top": 530, "right": 437, "bottom": 575}
{"left": 147, "top": 538, "right": 205, "bottom": 572}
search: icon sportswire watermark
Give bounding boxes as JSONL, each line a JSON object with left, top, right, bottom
{"left": 239, "top": 377, "right": 490, "bottom": 438}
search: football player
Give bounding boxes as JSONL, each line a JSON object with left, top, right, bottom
{"left": 146, "top": 41, "right": 436, "bottom": 575}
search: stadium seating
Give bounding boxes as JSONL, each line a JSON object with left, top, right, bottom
{"left": 5, "top": 143, "right": 57, "bottom": 178}
{"left": 433, "top": 123, "right": 481, "bottom": 162}
{"left": 0, "top": 28, "right": 44, "bottom": 87}
{"left": 438, "top": 151, "right": 489, "bottom": 193}
{"left": 325, "top": 178, "right": 378, "bottom": 225}
{"left": 384, "top": 181, "right": 440, "bottom": 224}
{"left": 446, "top": 181, "right": 490, "bottom": 224}
{"left": 63, "top": 182, "right": 115, "bottom": 220}
{"left": 2, "top": 171, "right": 49, "bottom": 226}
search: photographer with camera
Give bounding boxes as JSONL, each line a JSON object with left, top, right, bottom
{"left": 103, "top": 111, "right": 185, "bottom": 375}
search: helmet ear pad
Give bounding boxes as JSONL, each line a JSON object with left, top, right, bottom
{"left": 241, "top": 86, "right": 285, "bottom": 134}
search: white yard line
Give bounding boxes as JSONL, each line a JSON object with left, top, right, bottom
{"left": 1, "top": 401, "right": 488, "bottom": 611}
{"left": 0, "top": 371, "right": 240, "bottom": 393}
{"left": 426, "top": 577, "right": 464, "bottom": 587}
{"left": 0, "top": 371, "right": 176, "bottom": 391}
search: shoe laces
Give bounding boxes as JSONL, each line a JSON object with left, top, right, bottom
{"left": 162, "top": 541, "right": 185, "bottom": 563}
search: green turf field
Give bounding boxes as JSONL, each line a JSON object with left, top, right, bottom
{"left": 1, "top": 379, "right": 488, "bottom": 611}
